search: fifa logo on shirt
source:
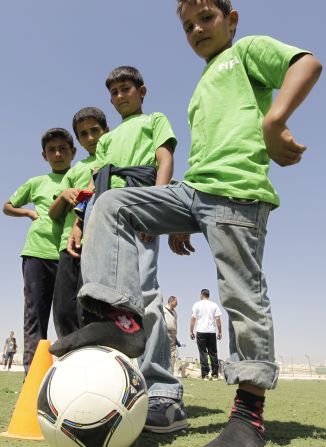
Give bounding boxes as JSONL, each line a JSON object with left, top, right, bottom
{"left": 217, "top": 57, "right": 240, "bottom": 72}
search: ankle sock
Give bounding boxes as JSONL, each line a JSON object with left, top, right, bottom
{"left": 230, "top": 389, "right": 265, "bottom": 437}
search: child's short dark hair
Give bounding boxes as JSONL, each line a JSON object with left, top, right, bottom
{"left": 72, "top": 107, "right": 108, "bottom": 138}
{"left": 201, "top": 288, "right": 210, "bottom": 297}
{"left": 105, "top": 66, "right": 144, "bottom": 91}
{"left": 176, "top": 0, "right": 233, "bottom": 18}
{"left": 41, "top": 128, "right": 74, "bottom": 150}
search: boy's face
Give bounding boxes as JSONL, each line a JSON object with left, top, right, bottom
{"left": 75, "top": 118, "right": 108, "bottom": 154}
{"left": 42, "top": 137, "right": 76, "bottom": 173}
{"left": 181, "top": 0, "right": 238, "bottom": 62}
{"left": 109, "top": 80, "right": 146, "bottom": 119}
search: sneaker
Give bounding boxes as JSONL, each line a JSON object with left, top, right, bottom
{"left": 203, "top": 417, "right": 266, "bottom": 446}
{"left": 49, "top": 311, "right": 146, "bottom": 358}
{"left": 211, "top": 374, "right": 219, "bottom": 381}
{"left": 144, "top": 397, "right": 188, "bottom": 433}
{"left": 202, "top": 375, "right": 211, "bottom": 381}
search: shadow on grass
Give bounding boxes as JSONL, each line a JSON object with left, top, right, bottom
{"left": 266, "top": 420, "right": 326, "bottom": 445}
{"left": 186, "top": 404, "right": 224, "bottom": 419}
{"left": 133, "top": 417, "right": 326, "bottom": 447}
{"left": 133, "top": 405, "right": 225, "bottom": 447}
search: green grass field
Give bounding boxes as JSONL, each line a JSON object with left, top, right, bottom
{"left": 0, "top": 372, "right": 325, "bottom": 446}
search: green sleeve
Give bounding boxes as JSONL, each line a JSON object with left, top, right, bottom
{"left": 241, "top": 36, "right": 310, "bottom": 89}
{"left": 95, "top": 137, "right": 108, "bottom": 169}
{"left": 152, "top": 113, "right": 177, "bottom": 153}
{"left": 9, "top": 179, "right": 33, "bottom": 207}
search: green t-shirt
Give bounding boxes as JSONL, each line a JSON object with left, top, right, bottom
{"left": 58, "top": 155, "right": 98, "bottom": 252}
{"left": 9, "top": 173, "right": 66, "bottom": 260}
{"left": 96, "top": 112, "right": 177, "bottom": 189}
{"left": 183, "top": 36, "right": 308, "bottom": 206}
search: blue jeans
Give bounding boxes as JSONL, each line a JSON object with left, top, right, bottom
{"left": 83, "top": 195, "right": 182, "bottom": 399}
{"left": 79, "top": 182, "right": 279, "bottom": 389}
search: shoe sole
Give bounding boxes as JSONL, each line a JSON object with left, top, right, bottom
{"left": 144, "top": 420, "right": 188, "bottom": 434}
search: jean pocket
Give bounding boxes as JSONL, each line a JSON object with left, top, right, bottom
{"left": 216, "top": 197, "right": 260, "bottom": 228}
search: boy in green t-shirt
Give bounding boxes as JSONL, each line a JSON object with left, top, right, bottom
{"left": 65, "top": 66, "right": 186, "bottom": 434}
{"left": 3, "top": 128, "right": 76, "bottom": 373}
{"left": 48, "top": 107, "right": 109, "bottom": 338}
{"left": 51, "top": 4, "right": 322, "bottom": 443}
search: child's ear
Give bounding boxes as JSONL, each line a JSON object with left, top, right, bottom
{"left": 42, "top": 150, "right": 48, "bottom": 162}
{"left": 139, "top": 85, "right": 147, "bottom": 100}
{"left": 229, "top": 10, "right": 238, "bottom": 36}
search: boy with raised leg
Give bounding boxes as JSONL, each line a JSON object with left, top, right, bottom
{"left": 50, "top": 7, "right": 321, "bottom": 443}
{"left": 49, "top": 107, "right": 109, "bottom": 338}
{"left": 3, "top": 128, "right": 76, "bottom": 374}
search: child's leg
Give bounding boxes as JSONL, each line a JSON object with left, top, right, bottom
{"left": 193, "top": 193, "right": 275, "bottom": 446}
{"left": 22, "top": 257, "right": 57, "bottom": 374}
{"left": 136, "top": 235, "right": 187, "bottom": 432}
{"left": 53, "top": 250, "right": 80, "bottom": 338}
{"left": 136, "top": 235, "right": 182, "bottom": 399}
{"left": 50, "top": 183, "right": 199, "bottom": 357}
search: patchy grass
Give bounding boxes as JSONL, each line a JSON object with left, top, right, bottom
{"left": 0, "top": 372, "right": 325, "bottom": 446}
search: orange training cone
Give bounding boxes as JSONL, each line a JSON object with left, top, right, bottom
{"left": 0, "top": 339, "right": 53, "bottom": 440}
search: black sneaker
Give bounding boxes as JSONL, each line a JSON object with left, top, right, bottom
{"left": 204, "top": 417, "right": 266, "bottom": 446}
{"left": 144, "top": 397, "right": 188, "bottom": 433}
{"left": 49, "top": 313, "right": 146, "bottom": 359}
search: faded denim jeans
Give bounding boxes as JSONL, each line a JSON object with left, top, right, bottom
{"left": 79, "top": 181, "right": 279, "bottom": 389}
{"left": 83, "top": 195, "right": 182, "bottom": 399}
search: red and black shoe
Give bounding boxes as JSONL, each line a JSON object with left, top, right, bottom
{"left": 49, "top": 309, "right": 146, "bottom": 358}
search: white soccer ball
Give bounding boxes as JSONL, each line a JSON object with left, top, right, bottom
{"left": 37, "top": 346, "right": 148, "bottom": 447}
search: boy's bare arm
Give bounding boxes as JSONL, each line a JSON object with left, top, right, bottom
{"left": 67, "top": 218, "right": 83, "bottom": 258}
{"left": 155, "top": 143, "right": 174, "bottom": 186}
{"left": 139, "top": 142, "right": 174, "bottom": 242}
{"left": 263, "top": 54, "right": 322, "bottom": 167}
{"left": 3, "top": 201, "right": 38, "bottom": 220}
{"left": 48, "top": 188, "right": 80, "bottom": 220}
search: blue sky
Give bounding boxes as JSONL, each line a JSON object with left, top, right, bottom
{"left": 0, "top": 1, "right": 325, "bottom": 365}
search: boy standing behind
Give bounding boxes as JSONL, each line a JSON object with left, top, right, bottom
{"left": 3, "top": 128, "right": 76, "bottom": 373}
{"left": 66, "top": 66, "right": 187, "bottom": 433}
{"left": 51, "top": 2, "right": 322, "bottom": 445}
{"left": 48, "top": 107, "right": 109, "bottom": 338}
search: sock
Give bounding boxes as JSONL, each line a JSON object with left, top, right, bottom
{"left": 230, "top": 389, "right": 265, "bottom": 437}
{"left": 108, "top": 308, "right": 141, "bottom": 334}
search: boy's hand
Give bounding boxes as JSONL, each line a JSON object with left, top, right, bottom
{"left": 61, "top": 188, "right": 81, "bottom": 207}
{"left": 67, "top": 220, "right": 83, "bottom": 258}
{"left": 139, "top": 232, "right": 156, "bottom": 242}
{"left": 263, "top": 119, "right": 306, "bottom": 167}
{"left": 28, "top": 210, "right": 39, "bottom": 221}
{"left": 168, "top": 234, "right": 195, "bottom": 256}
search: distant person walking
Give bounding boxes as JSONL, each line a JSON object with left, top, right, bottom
{"left": 164, "top": 296, "right": 180, "bottom": 373}
{"left": 3, "top": 331, "right": 17, "bottom": 371}
{"left": 190, "top": 289, "right": 222, "bottom": 380}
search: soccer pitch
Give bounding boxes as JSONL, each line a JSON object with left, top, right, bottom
{"left": 0, "top": 372, "right": 325, "bottom": 446}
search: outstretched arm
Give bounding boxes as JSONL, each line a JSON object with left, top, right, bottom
{"left": 3, "top": 201, "right": 38, "bottom": 220}
{"left": 263, "top": 54, "right": 322, "bottom": 167}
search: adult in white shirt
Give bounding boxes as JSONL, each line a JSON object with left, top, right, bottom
{"left": 190, "top": 289, "right": 222, "bottom": 380}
